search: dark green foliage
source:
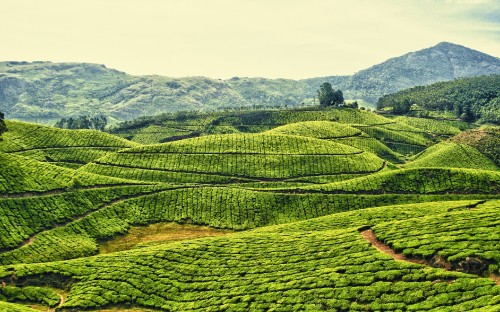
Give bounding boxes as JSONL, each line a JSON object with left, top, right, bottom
{"left": 377, "top": 75, "right": 500, "bottom": 124}
{"left": 392, "top": 98, "right": 412, "bottom": 115}
{"left": 55, "top": 115, "right": 107, "bottom": 131}
{"left": 0, "top": 112, "right": 6, "bottom": 139}
{"left": 317, "top": 82, "right": 344, "bottom": 107}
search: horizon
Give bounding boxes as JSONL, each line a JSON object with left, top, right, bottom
{"left": 1, "top": 0, "right": 500, "bottom": 79}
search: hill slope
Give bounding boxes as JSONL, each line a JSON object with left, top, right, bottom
{"left": 377, "top": 75, "right": 500, "bottom": 123}
{"left": 1, "top": 42, "right": 499, "bottom": 123}
{"left": 0, "top": 112, "right": 499, "bottom": 311}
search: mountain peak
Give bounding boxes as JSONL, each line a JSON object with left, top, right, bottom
{"left": 433, "top": 41, "right": 462, "bottom": 49}
{"left": 345, "top": 42, "right": 500, "bottom": 102}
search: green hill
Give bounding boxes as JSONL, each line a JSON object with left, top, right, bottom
{"left": 266, "top": 121, "right": 362, "bottom": 139}
{"left": 451, "top": 125, "right": 500, "bottom": 166}
{"left": 0, "top": 111, "right": 499, "bottom": 311}
{"left": 111, "top": 108, "right": 432, "bottom": 161}
{"left": 0, "top": 152, "right": 142, "bottom": 195}
{"left": 405, "top": 142, "right": 499, "bottom": 170}
{"left": 81, "top": 133, "right": 386, "bottom": 183}
{"left": 292, "top": 167, "right": 500, "bottom": 194}
{"left": 0, "top": 120, "right": 138, "bottom": 168}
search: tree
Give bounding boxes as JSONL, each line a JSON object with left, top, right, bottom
{"left": 392, "top": 98, "right": 412, "bottom": 115}
{"left": 317, "top": 83, "right": 344, "bottom": 107}
{"left": 0, "top": 112, "right": 6, "bottom": 140}
{"left": 333, "top": 90, "right": 344, "bottom": 105}
{"left": 461, "top": 105, "right": 475, "bottom": 122}
{"left": 347, "top": 101, "right": 358, "bottom": 109}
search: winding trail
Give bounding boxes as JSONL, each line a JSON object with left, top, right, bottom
{"left": 57, "top": 293, "right": 65, "bottom": 309}
{"left": 360, "top": 227, "right": 500, "bottom": 286}
{"left": 360, "top": 228, "right": 425, "bottom": 264}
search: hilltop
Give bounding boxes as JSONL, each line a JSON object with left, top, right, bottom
{"left": 1, "top": 42, "right": 499, "bottom": 124}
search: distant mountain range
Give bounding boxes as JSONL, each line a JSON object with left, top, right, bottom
{"left": 0, "top": 42, "right": 499, "bottom": 124}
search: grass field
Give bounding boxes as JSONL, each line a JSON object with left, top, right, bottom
{"left": 0, "top": 107, "right": 498, "bottom": 311}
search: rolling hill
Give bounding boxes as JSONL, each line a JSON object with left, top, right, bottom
{"left": 1, "top": 42, "right": 499, "bottom": 124}
{"left": 0, "top": 108, "right": 498, "bottom": 311}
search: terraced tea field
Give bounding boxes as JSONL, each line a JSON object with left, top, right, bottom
{"left": 0, "top": 108, "right": 498, "bottom": 311}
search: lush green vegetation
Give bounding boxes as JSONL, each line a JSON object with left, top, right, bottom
{"left": 267, "top": 121, "right": 361, "bottom": 139}
{"left": 293, "top": 168, "right": 500, "bottom": 194}
{"left": 451, "top": 126, "right": 500, "bottom": 166}
{"left": 0, "top": 120, "right": 138, "bottom": 169}
{"left": 1, "top": 201, "right": 499, "bottom": 311}
{"left": 405, "top": 142, "right": 499, "bottom": 170}
{"left": 374, "top": 200, "right": 500, "bottom": 275}
{"left": 0, "top": 106, "right": 498, "bottom": 311}
{"left": 0, "top": 152, "right": 140, "bottom": 195}
{"left": 377, "top": 75, "right": 500, "bottom": 123}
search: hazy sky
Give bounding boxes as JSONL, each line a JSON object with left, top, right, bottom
{"left": 1, "top": 0, "right": 499, "bottom": 79}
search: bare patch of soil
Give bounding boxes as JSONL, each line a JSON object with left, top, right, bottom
{"left": 360, "top": 228, "right": 425, "bottom": 264}
{"left": 99, "top": 222, "right": 233, "bottom": 254}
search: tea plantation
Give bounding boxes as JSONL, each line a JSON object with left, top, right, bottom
{"left": 0, "top": 108, "right": 498, "bottom": 311}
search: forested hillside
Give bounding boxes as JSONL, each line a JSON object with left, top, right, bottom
{"left": 1, "top": 42, "right": 498, "bottom": 124}
{"left": 377, "top": 75, "right": 500, "bottom": 123}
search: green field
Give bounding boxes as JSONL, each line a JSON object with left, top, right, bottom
{"left": 0, "top": 107, "right": 499, "bottom": 311}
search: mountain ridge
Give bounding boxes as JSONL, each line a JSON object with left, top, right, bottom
{"left": 0, "top": 42, "right": 499, "bottom": 123}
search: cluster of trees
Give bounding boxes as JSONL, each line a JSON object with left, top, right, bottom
{"left": 376, "top": 75, "right": 500, "bottom": 123}
{"left": 0, "top": 112, "right": 6, "bottom": 139}
{"left": 317, "top": 83, "right": 344, "bottom": 107}
{"left": 55, "top": 115, "right": 107, "bottom": 131}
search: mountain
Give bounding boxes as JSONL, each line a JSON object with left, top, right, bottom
{"left": 310, "top": 42, "right": 500, "bottom": 102}
{"left": 0, "top": 42, "right": 499, "bottom": 124}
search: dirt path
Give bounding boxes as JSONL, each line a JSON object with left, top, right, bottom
{"left": 57, "top": 293, "right": 65, "bottom": 309}
{"left": 360, "top": 228, "right": 500, "bottom": 286}
{"left": 360, "top": 228, "right": 425, "bottom": 265}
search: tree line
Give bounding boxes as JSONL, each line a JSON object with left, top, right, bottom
{"left": 376, "top": 75, "right": 500, "bottom": 123}
{"left": 54, "top": 115, "right": 108, "bottom": 131}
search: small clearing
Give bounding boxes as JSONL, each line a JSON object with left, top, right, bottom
{"left": 99, "top": 222, "right": 233, "bottom": 254}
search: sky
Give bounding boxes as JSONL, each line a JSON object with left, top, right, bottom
{"left": 1, "top": 0, "right": 499, "bottom": 79}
